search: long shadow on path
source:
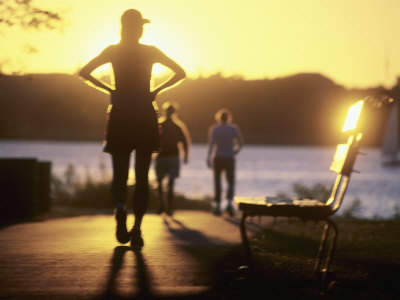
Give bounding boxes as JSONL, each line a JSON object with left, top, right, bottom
{"left": 161, "top": 216, "right": 247, "bottom": 299}
{"left": 98, "top": 215, "right": 237, "bottom": 300}
{"left": 100, "top": 246, "right": 153, "bottom": 299}
{"left": 100, "top": 246, "right": 209, "bottom": 300}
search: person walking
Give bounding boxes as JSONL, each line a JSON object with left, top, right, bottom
{"left": 79, "top": 9, "right": 186, "bottom": 249}
{"left": 207, "top": 109, "right": 243, "bottom": 216}
{"left": 155, "top": 101, "right": 190, "bottom": 216}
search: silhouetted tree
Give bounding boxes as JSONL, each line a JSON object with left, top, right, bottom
{"left": 0, "top": 73, "right": 387, "bottom": 145}
{"left": 0, "top": 0, "right": 65, "bottom": 73}
{"left": 0, "top": 0, "right": 63, "bottom": 30}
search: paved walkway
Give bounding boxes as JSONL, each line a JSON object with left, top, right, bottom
{"left": 0, "top": 210, "right": 270, "bottom": 299}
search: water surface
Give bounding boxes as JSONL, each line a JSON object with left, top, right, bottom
{"left": 1, "top": 140, "right": 399, "bottom": 219}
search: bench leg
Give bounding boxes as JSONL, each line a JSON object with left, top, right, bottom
{"left": 314, "top": 218, "right": 338, "bottom": 288}
{"left": 239, "top": 212, "right": 253, "bottom": 270}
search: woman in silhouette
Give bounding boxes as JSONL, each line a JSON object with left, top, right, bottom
{"left": 80, "top": 9, "right": 186, "bottom": 249}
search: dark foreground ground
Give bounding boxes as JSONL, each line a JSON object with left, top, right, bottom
{"left": 0, "top": 209, "right": 268, "bottom": 299}
{"left": 0, "top": 209, "right": 399, "bottom": 299}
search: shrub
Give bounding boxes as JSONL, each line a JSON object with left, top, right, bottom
{"left": 342, "top": 198, "right": 364, "bottom": 219}
{"left": 292, "top": 182, "right": 332, "bottom": 201}
{"left": 51, "top": 163, "right": 212, "bottom": 212}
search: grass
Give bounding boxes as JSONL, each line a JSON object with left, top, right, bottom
{"left": 210, "top": 182, "right": 400, "bottom": 299}
{"left": 211, "top": 217, "right": 400, "bottom": 299}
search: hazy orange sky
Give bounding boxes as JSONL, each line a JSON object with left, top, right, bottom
{"left": 2, "top": 0, "right": 400, "bottom": 88}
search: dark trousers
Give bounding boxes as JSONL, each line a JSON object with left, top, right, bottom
{"left": 111, "top": 150, "right": 152, "bottom": 218}
{"left": 213, "top": 157, "right": 235, "bottom": 204}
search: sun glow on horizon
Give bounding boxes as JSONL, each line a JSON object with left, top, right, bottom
{"left": 3, "top": 0, "right": 400, "bottom": 88}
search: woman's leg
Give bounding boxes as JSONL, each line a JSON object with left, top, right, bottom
{"left": 132, "top": 149, "right": 152, "bottom": 231}
{"left": 155, "top": 157, "right": 165, "bottom": 214}
{"left": 111, "top": 153, "right": 130, "bottom": 209}
{"left": 111, "top": 153, "right": 131, "bottom": 244}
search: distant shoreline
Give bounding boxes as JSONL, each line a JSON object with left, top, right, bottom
{"left": 0, "top": 137, "right": 353, "bottom": 147}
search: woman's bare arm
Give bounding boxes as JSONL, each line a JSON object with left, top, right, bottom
{"left": 151, "top": 50, "right": 186, "bottom": 99}
{"left": 79, "top": 49, "right": 114, "bottom": 95}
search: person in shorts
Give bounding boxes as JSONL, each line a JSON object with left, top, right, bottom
{"left": 155, "top": 102, "right": 190, "bottom": 215}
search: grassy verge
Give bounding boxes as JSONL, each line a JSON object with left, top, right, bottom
{"left": 211, "top": 217, "right": 400, "bottom": 299}
{"left": 211, "top": 182, "right": 399, "bottom": 299}
{"left": 50, "top": 164, "right": 212, "bottom": 215}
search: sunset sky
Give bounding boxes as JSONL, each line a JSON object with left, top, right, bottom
{"left": 2, "top": 0, "right": 400, "bottom": 88}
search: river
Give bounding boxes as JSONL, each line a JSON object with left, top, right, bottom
{"left": 1, "top": 140, "right": 399, "bottom": 219}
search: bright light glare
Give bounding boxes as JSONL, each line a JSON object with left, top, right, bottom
{"left": 342, "top": 100, "right": 364, "bottom": 132}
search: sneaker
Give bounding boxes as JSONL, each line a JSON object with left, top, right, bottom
{"left": 115, "top": 208, "right": 130, "bottom": 244}
{"left": 130, "top": 227, "right": 144, "bottom": 250}
{"left": 212, "top": 201, "right": 221, "bottom": 216}
{"left": 213, "top": 207, "right": 221, "bottom": 216}
{"left": 166, "top": 204, "right": 174, "bottom": 216}
{"left": 157, "top": 205, "right": 164, "bottom": 215}
{"left": 226, "top": 204, "right": 235, "bottom": 217}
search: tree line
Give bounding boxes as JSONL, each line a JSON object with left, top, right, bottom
{"left": 0, "top": 72, "right": 391, "bottom": 146}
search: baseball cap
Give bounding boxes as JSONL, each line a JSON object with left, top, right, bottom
{"left": 121, "top": 9, "right": 150, "bottom": 27}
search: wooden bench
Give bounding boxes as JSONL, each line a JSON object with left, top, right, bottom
{"left": 234, "top": 99, "right": 368, "bottom": 287}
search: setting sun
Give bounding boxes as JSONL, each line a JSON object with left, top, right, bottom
{"left": 2, "top": 0, "right": 400, "bottom": 88}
